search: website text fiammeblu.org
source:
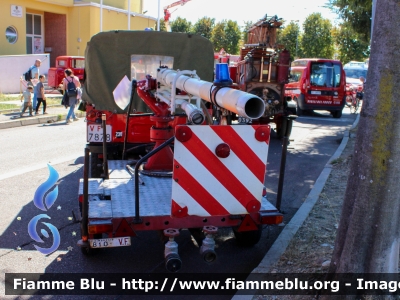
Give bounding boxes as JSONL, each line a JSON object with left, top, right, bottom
{"left": 7, "top": 274, "right": 400, "bottom": 295}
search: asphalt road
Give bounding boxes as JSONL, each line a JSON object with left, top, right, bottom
{"left": 267, "top": 109, "right": 356, "bottom": 212}
{"left": 0, "top": 108, "right": 357, "bottom": 299}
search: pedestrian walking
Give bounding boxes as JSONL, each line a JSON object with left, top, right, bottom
{"left": 28, "top": 59, "right": 41, "bottom": 109}
{"left": 35, "top": 75, "right": 47, "bottom": 114}
{"left": 62, "top": 69, "right": 81, "bottom": 124}
{"left": 20, "top": 86, "right": 34, "bottom": 117}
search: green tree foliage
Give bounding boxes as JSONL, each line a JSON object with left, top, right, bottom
{"left": 225, "top": 20, "right": 241, "bottom": 54}
{"left": 211, "top": 21, "right": 226, "bottom": 52}
{"left": 301, "top": 13, "right": 334, "bottom": 59}
{"left": 158, "top": 19, "right": 167, "bottom": 32}
{"left": 170, "top": 17, "right": 192, "bottom": 33}
{"left": 192, "top": 17, "right": 215, "bottom": 39}
{"left": 332, "top": 23, "right": 370, "bottom": 64}
{"left": 242, "top": 20, "right": 254, "bottom": 45}
{"left": 211, "top": 20, "right": 241, "bottom": 54}
{"left": 328, "top": 0, "right": 371, "bottom": 42}
{"left": 277, "top": 21, "right": 301, "bottom": 60}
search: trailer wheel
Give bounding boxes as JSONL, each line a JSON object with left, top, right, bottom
{"left": 233, "top": 225, "right": 262, "bottom": 247}
{"left": 275, "top": 116, "right": 291, "bottom": 139}
{"left": 90, "top": 153, "right": 102, "bottom": 178}
{"left": 274, "top": 127, "right": 284, "bottom": 139}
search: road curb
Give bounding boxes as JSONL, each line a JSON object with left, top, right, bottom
{"left": 0, "top": 110, "right": 85, "bottom": 130}
{"left": 232, "top": 113, "right": 360, "bottom": 300}
{"left": 0, "top": 115, "right": 62, "bottom": 129}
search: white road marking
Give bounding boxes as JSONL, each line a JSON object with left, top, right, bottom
{"left": 0, "top": 154, "right": 82, "bottom": 181}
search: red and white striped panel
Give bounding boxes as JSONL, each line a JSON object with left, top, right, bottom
{"left": 171, "top": 125, "right": 270, "bottom": 217}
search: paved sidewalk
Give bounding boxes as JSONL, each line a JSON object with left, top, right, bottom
{"left": 0, "top": 105, "right": 86, "bottom": 129}
{"left": 0, "top": 93, "right": 85, "bottom": 129}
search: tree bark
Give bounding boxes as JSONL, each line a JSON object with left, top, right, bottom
{"left": 329, "top": 0, "right": 400, "bottom": 278}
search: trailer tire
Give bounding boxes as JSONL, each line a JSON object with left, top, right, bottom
{"left": 274, "top": 127, "right": 284, "bottom": 139}
{"left": 233, "top": 225, "right": 262, "bottom": 247}
{"left": 275, "top": 117, "right": 292, "bottom": 139}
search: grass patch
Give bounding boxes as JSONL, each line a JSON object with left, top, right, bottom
{"left": 330, "top": 157, "right": 344, "bottom": 165}
{"left": 0, "top": 94, "right": 17, "bottom": 102}
{"left": 44, "top": 98, "right": 62, "bottom": 105}
{"left": 0, "top": 93, "right": 62, "bottom": 111}
{"left": 0, "top": 103, "right": 20, "bottom": 110}
{"left": 1, "top": 93, "right": 62, "bottom": 102}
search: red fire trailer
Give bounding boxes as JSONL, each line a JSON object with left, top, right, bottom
{"left": 77, "top": 31, "right": 283, "bottom": 272}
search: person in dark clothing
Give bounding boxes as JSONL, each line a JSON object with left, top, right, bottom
{"left": 29, "top": 59, "right": 41, "bottom": 109}
{"left": 35, "top": 75, "right": 47, "bottom": 115}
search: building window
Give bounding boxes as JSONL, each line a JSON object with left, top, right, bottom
{"left": 26, "top": 13, "right": 43, "bottom": 54}
{"left": 6, "top": 26, "right": 18, "bottom": 44}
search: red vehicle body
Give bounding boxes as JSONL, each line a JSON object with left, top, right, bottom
{"left": 284, "top": 58, "right": 346, "bottom": 118}
{"left": 78, "top": 31, "right": 283, "bottom": 271}
{"left": 227, "top": 15, "right": 292, "bottom": 137}
{"left": 47, "top": 56, "right": 85, "bottom": 89}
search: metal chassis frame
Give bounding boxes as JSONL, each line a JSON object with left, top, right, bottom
{"left": 81, "top": 146, "right": 282, "bottom": 241}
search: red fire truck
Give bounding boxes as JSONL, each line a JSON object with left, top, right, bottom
{"left": 226, "top": 15, "right": 292, "bottom": 137}
{"left": 77, "top": 30, "right": 283, "bottom": 272}
{"left": 47, "top": 56, "right": 85, "bottom": 91}
{"left": 284, "top": 58, "right": 347, "bottom": 118}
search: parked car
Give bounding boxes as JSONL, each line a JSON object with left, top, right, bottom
{"left": 343, "top": 61, "right": 368, "bottom": 85}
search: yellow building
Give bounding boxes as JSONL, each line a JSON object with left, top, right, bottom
{"left": 2, "top": 0, "right": 156, "bottom": 66}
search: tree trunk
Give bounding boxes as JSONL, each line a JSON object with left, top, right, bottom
{"left": 329, "top": 0, "right": 400, "bottom": 277}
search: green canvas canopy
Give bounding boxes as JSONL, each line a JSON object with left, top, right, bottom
{"left": 82, "top": 30, "right": 215, "bottom": 113}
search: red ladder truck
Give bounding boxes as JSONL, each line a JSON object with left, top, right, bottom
{"left": 228, "top": 15, "right": 293, "bottom": 138}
